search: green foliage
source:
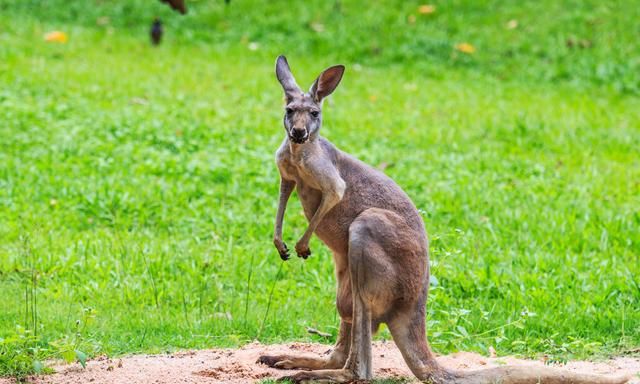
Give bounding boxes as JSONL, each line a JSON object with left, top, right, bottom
{"left": 1, "top": 0, "right": 639, "bottom": 93}
{"left": 0, "top": 313, "right": 95, "bottom": 378}
{"left": 47, "top": 307, "right": 97, "bottom": 369}
{"left": 0, "top": 326, "right": 48, "bottom": 380}
{"left": 0, "top": 0, "right": 639, "bottom": 379}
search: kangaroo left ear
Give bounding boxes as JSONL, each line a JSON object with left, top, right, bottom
{"left": 276, "top": 55, "right": 303, "bottom": 102}
{"left": 309, "top": 65, "right": 345, "bottom": 103}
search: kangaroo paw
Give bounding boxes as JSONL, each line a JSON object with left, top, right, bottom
{"left": 275, "top": 242, "right": 290, "bottom": 260}
{"left": 279, "top": 246, "right": 290, "bottom": 260}
{"left": 295, "top": 243, "right": 311, "bottom": 259}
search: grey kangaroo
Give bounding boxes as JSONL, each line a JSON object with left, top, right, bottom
{"left": 258, "top": 55, "right": 629, "bottom": 384}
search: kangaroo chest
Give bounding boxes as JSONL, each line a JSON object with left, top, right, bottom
{"left": 281, "top": 158, "right": 323, "bottom": 220}
{"left": 276, "top": 140, "right": 350, "bottom": 254}
{"left": 277, "top": 142, "right": 320, "bottom": 211}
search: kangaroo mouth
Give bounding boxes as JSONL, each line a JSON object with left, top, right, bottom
{"left": 289, "top": 131, "right": 309, "bottom": 144}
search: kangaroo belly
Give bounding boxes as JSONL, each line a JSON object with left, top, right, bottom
{"left": 315, "top": 207, "right": 351, "bottom": 255}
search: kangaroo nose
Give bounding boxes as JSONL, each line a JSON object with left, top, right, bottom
{"left": 292, "top": 128, "right": 306, "bottom": 139}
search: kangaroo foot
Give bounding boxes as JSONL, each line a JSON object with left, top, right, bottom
{"left": 258, "top": 354, "right": 345, "bottom": 371}
{"left": 257, "top": 355, "right": 286, "bottom": 368}
{"left": 277, "top": 369, "right": 356, "bottom": 383}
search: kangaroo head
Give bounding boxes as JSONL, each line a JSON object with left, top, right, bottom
{"left": 275, "top": 55, "right": 345, "bottom": 144}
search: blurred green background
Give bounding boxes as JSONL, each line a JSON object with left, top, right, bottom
{"left": 0, "top": 0, "right": 639, "bottom": 378}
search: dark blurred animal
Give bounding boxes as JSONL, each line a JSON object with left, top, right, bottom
{"left": 159, "top": 0, "right": 186, "bottom": 14}
{"left": 257, "top": 55, "right": 631, "bottom": 384}
{"left": 150, "top": 18, "right": 163, "bottom": 45}
{"left": 159, "top": 0, "right": 230, "bottom": 13}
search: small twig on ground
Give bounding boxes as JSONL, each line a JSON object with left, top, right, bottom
{"left": 306, "top": 327, "right": 331, "bottom": 338}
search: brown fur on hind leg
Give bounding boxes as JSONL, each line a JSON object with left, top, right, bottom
{"left": 257, "top": 320, "right": 351, "bottom": 371}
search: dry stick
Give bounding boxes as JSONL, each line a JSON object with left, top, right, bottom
{"left": 306, "top": 327, "right": 331, "bottom": 338}
{"left": 258, "top": 260, "right": 285, "bottom": 338}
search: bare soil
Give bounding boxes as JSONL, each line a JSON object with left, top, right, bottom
{"left": 3, "top": 342, "right": 639, "bottom": 383}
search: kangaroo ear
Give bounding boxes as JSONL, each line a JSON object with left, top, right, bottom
{"left": 275, "top": 55, "right": 302, "bottom": 102}
{"left": 309, "top": 65, "right": 345, "bottom": 103}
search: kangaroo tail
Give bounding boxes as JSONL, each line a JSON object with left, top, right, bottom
{"left": 387, "top": 283, "right": 631, "bottom": 384}
{"left": 434, "top": 365, "right": 631, "bottom": 384}
{"left": 387, "top": 312, "right": 630, "bottom": 384}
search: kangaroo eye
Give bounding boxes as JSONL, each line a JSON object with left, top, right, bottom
{"left": 310, "top": 110, "right": 320, "bottom": 118}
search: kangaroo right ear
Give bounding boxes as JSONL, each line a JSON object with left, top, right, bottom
{"left": 275, "top": 55, "right": 302, "bottom": 102}
{"left": 309, "top": 65, "right": 345, "bottom": 103}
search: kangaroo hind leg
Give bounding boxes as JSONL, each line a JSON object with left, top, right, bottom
{"left": 277, "top": 210, "right": 397, "bottom": 383}
{"left": 257, "top": 319, "right": 351, "bottom": 370}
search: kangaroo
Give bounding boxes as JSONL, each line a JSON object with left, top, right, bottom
{"left": 257, "top": 55, "right": 630, "bottom": 384}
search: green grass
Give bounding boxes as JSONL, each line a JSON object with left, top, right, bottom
{"left": 1, "top": 0, "right": 639, "bottom": 379}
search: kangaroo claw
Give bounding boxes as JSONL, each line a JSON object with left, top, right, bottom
{"left": 278, "top": 243, "right": 290, "bottom": 261}
{"left": 295, "top": 246, "right": 311, "bottom": 259}
{"left": 257, "top": 355, "right": 280, "bottom": 367}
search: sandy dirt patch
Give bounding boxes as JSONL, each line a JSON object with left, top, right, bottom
{"left": 2, "top": 341, "right": 638, "bottom": 383}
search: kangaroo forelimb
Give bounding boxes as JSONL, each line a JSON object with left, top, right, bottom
{"left": 294, "top": 163, "right": 345, "bottom": 258}
{"left": 274, "top": 178, "right": 295, "bottom": 260}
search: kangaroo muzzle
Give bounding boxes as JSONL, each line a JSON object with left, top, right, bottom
{"left": 290, "top": 127, "right": 308, "bottom": 144}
